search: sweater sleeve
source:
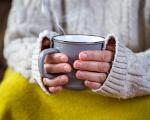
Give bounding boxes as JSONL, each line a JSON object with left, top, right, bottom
{"left": 4, "top": 0, "right": 54, "bottom": 80}
{"left": 93, "top": 34, "right": 150, "bottom": 99}
{"left": 31, "top": 30, "right": 58, "bottom": 94}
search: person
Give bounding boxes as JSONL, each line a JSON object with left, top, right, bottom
{"left": 0, "top": 0, "right": 150, "bottom": 119}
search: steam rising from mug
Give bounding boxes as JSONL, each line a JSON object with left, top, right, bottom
{"left": 42, "top": 0, "right": 65, "bottom": 34}
{"left": 41, "top": 0, "right": 88, "bottom": 35}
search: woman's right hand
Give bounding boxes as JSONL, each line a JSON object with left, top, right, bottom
{"left": 43, "top": 53, "right": 72, "bottom": 94}
{"left": 41, "top": 37, "right": 72, "bottom": 94}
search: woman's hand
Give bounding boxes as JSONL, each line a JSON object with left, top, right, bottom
{"left": 42, "top": 38, "right": 72, "bottom": 94}
{"left": 73, "top": 40, "right": 115, "bottom": 90}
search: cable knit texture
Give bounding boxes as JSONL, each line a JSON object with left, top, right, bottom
{"left": 3, "top": 0, "right": 150, "bottom": 99}
{"left": 4, "top": 0, "right": 53, "bottom": 80}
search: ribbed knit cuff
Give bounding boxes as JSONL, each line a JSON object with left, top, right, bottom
{"left": 93, "top": 34, "right": 129, "bottom": 99}
{"left": 31, "top": 30, "right": 58, "bottom": 95}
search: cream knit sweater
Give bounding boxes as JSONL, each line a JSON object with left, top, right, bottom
{"left": 4, "top": 0, "right": 150, "bottom": 99}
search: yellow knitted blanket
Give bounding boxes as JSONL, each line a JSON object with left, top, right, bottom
{"left": 0, "top": 68, "right": 150, "bottom": 120}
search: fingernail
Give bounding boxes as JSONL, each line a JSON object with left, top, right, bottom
{"left": 75, "top": 61, "right": 82, "bottom": 67}
{"left": 80, "top": 53, "right": 87, "bottom": 59}
{"left": 85, "top": 80, "right": 89, "bottom": 85}
{"left": 49, "top": 87, "right": 55, "bottom": 92}
{"left": 64, "top": 65, "right": 70, "bottom": 72}
{"left": 77, "top": 71, "right": 83, "bottom": 77}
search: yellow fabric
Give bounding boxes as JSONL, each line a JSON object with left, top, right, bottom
{"left": 0, "top": 69, "right": 150, "bottom": 120}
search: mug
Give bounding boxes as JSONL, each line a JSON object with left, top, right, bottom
{"left": 38, "top": 34, "right": 104, "bottom": 90}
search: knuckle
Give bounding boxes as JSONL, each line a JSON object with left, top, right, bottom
{"left": 55, "top": 54, "right": 62, "bottom": 60}
{"left": 98, "top": 75, "right": 102, "bottom": 82}
{"left": 98, "top": 74, "right": 106, "bottom": 82}
{"left": 97, "top": 62, "right": 108, "bottom": 72}
{"left": 57, "top": 54, "right": 68, "bottom": 62}
{"left": 56, "top": 76, "right": 63, "bottom": 85}
{"left": 101, "top": 74, "right": 107, "bottom": 81}
{"left": 105, "top": 51, "right": 111, "bottom": 61}
{"left": 106, "top": 50, "right": 113, "bottom": 62}
{"left": 105, "top": 63, "right": 110, "bottom": 71}
{"left": 101, "top": 51, "right": 106, "bottom": 61}
{"left": 82, "top": 62, "right": 87, "bottom": 69}
{"left": 56, "top": 76, "right": 68, "bottom": 85}
{"left": 63, "top": 75, "right": 68, "bottom": 82}
{"left": 97, "top": 62, "right": 103, "bottom": 72}
{"left": 102, "top": 63, "right": 108, "bottom": 72}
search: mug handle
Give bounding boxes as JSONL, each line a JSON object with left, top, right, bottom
{"left": 38, "top": 48, "right": 60, "bottom": 78}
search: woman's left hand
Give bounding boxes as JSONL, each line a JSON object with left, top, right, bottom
{"left": 73, "top": 41, "right": 115, "bottom": 90}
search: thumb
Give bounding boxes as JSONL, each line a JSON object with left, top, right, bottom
{"left": 41, "top": 37, "right": 52, "bottom": 50}
{"left": 105, "top": 37, "right": 116, "bottom": 52}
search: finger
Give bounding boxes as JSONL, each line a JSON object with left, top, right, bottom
{"left": 43, "top": 75, "right": 68, "bottom": 87}
{"left": 74, "top": 60, "right": 111, "bottom": 72}
{"left": 79, "top": 50, "right": 114, "bottom": 62}
{"left": 44, "top": 63, "right": 72, "bottom": 73}
{"left": 84, "top": 80, "right": 101, "bottom": 89}
{"left": 45, "top": 53, "right": 68, "bottom": 64}
{"left": 48, "top": 86, "right": 63, "bottom": 94}
{"left": 41, "top": 37, "right": 50, "bottom": 50}
{"left": 76, "top": 71, "right": 107, "bottom": 83}
{"left": 106, "top": 38, "right": 116, "bottom": 52}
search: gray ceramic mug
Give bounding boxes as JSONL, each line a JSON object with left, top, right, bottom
{"left": 38, "top": 34, "right": 104, "bottom": 90}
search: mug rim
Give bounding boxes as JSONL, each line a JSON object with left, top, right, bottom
{"left": 52, "top": 34, "right": 104, "bottom": 44}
